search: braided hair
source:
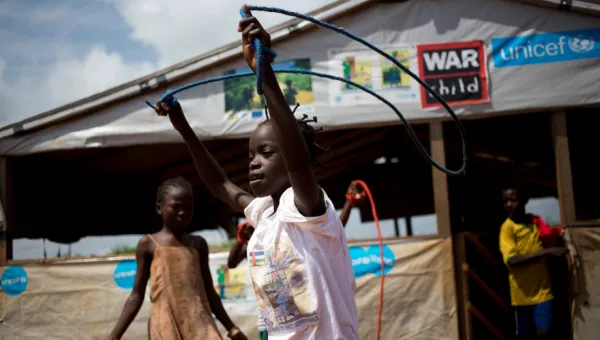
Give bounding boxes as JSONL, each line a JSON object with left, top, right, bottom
{"left": 259, "top": 103, "right": 329, "bottom": 167}
{"left": 156, "top": 176, "right": 193, "bottom": 204}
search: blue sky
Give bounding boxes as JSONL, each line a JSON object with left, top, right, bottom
{"left": 1, "top": 1, "right": 562, "bottom": 259}
{"left": 0, "top": 0, "right": 337, "bottom": 127}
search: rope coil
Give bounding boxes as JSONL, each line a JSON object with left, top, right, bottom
{"left": 146, "top": 5, "right": 468, "bottom": 176}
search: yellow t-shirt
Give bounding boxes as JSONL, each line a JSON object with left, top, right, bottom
{"left": 499, "top": 218, "right": 553, "bottom": 306}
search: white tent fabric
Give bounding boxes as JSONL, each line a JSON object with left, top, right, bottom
{"left": 0, "top": 0, "right": 599, "bottom": 156}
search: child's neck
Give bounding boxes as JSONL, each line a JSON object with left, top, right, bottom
{"left": 510, "top": 212, "right": 531, "bottom": 225}
{"left": 160, "top": 227, "right": 186, "bottom": 240}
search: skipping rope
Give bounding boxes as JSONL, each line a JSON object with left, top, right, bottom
{"left": 145, "top": 6, "right": 469, "bottom": 339}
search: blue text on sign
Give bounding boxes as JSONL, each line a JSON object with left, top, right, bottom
{"left": 491, "top": 27, "right": 600, "bottom": 67}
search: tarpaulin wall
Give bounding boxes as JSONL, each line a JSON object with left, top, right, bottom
{"left": 0, "top": 237, "right": 458, "bottom": 340}
{"left": 566, "top": 227, "right": 600, "bottom": 340}
{"left": 1, "top": 0, "right": 599, "bottom": 155}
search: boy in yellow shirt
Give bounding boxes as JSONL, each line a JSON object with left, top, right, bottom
{"left": 499, "top": 185, "right": 567, "bottom": 339}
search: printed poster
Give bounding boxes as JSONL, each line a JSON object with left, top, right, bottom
{"left": 223, "top": 58, "right": 315, "bottom": 120}
{"left": 417, "top": 40, "right": 490, "bottom": 109}
{"left": 328, "top": 46, "right": 419, "bottom": 106}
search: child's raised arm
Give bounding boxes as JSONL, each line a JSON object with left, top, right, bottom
{"left": 238, "top": 6, "right": 325, "bottom": 217}
{"left": 159, "top": 101, "right": 254, "bottom": 212}
{"left": 106, "top": 237, "right": 152, "bottom": 340}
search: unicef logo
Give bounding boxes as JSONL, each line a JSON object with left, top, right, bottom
{"left": 1, "top": 266, "right": 28, "bottom": 296}
{"left": 348, "top": 245, "right": 395, "bottom": 278}
{"left": 568, "top": 34, "right": 594, "bottom": 53}
{"left": 113, "top": 260, "right": 137, "bottom": 290}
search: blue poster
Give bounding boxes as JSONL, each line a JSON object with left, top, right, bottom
{"left": 348, "top": 245, "right": 395, "bottom": 278}
{"left": 1, "top": 265, "right": 28, "bottom": 296}
{"left": 113, "top": 260, "right": 137, "bottom": 290}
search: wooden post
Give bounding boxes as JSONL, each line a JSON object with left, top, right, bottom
{"left": 551, "top": 111, "right": 576, "bottom": 224}
{"left": 455, "top": 234, "right": 473, "bottom": 340}
{"left": 430, "top": 122, "right": 451, "bottom": 236}
{"left": 406, "top": 216, "right": 413, "bottom": 236}
{"left": 393, "top": 218, "right": 400, "bottom": 237}
{"left": 0, "top": 157, "right": 10, "bottom": 265}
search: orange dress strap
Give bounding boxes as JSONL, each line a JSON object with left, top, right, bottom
{"left": 147, "top": 234, "right": 161, "bottom": 247}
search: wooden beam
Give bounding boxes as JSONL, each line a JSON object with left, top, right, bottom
{"left": 0, "top": 157, "right": 11, "bottom": 265}
{"left": 430, "top": 122, "right": 451, "bottom": 236}
{"left": 551, "top": 111, "right": 576, "bottom": 224}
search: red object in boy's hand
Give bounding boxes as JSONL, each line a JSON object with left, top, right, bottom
{"left": 345, "top": 183, "right": 366, "bottom": 207}
{"left": 237, "top": 222, "right": 254, "bottom": 244}
{"left": 533, "top": 215, "right": 563, "bottom": 248}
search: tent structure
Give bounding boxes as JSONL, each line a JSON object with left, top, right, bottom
{"left": 0, "top": 0, "right": 599, "bottom": 338}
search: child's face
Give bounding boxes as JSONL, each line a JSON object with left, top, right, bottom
{"left": 502, "top": 188, "right": 526, "bottom": 218}
{"left": 157, "top": 187, "right": 194, "bottom": 230}
{"left": 248, "top": 123, "right": 290, "bottom": 198}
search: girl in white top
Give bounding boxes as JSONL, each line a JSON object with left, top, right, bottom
{"left": 158, "top": 6, "right": 359, "bottom": 339}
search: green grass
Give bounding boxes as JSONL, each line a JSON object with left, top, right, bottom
{"left": 110, "top": 245, "right": 138, "bottom": 255}
{"left": 109, "top": 239, "right": 237, "bottom": 255}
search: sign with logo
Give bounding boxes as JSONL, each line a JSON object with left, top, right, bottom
{"left": 113, "top": 260, "right": 137, "bottom": 290}
{"left": 348, "top": 244, "right": 395, "bottom": 278}
{"left": 492, "top": 27, "right": 600, "bottom": 67}
{"left": 1, "top": 265, "right": 28, "bottom": 296}
{"left": 417, "top": 41, "right": 489, "bottom": 109}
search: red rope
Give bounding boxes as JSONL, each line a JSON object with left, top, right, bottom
{"left": 351, "top": 180, "right": 384, "bottom": 340}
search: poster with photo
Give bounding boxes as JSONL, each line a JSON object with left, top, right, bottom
{"left": 223, "top": 58, "right": 314, "bottom": 120}
{"left": 328, "top": 46, "right": 419, "bottom": 106}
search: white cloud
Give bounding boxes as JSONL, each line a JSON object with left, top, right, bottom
{"left": 112, "top": 0, "right": 334, "bottom": 67}
{"left": 0, "top": 0, "right": 334, "bottom": 127}
{"left": 47, "top": 46, "right": 155, "bottom": 105}
{"left": 0, "top": 46, "right": 155, "bottom": 126}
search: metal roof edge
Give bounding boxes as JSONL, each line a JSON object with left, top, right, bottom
{"left": 509, "top": 0, "right": 600, "bottom": 16}
{"left": 0, "top": 0, "right": 377, "bottom": 138}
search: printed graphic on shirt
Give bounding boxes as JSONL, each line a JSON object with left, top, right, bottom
{"left": 250, "top": 236, "right": 319, "bottom": 333}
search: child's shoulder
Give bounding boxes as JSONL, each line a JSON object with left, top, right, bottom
{"left": 189, "top": 234, "right": 209, "bottom": 252}
{"left": 137, "top": 234, "right": 156, "bottom": 254}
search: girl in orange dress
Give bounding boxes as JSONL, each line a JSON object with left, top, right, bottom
{"left": 107, "top": 177, "right": 247, "bottom": 340}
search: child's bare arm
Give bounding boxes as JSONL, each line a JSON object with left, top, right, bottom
{"left": 194, "top": 236, "right": 247, "bottom": 340}
{"left": 159, "top": 101, "right": 254, "bottom": 212}
{"left": 239, "top": 6, "right": 325, "bottom": 216}
{"left": 227, "top": 242, "right": 247, "bottom": 269}
{"left": 107, "top": 237, "right": 152, "bottom": 340}
{"left": 508, "top": 247, "right": 567, "bottom": 268}
{"left": 339, "top": 183, "right": 366, "bottom": 227}
{"left": 339, "top": 200, "right": 353, "bottom": 228}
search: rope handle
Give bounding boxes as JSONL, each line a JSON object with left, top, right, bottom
{"left": 239, "top": 7, "right": 277, "bottom": 95}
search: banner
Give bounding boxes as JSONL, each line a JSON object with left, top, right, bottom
{"left": 223, "top": 59, "right": 315, "bottom": 120}
{"left": 566, "top": 227, "right": 600, "bottom": 340}
{"left": 2, "top": 0, "right": 600, "bottom": 156}
{"left": 0, "top": 238, "right": 458, "bottom": 340}
{"left": 327, "top": 46, "right": 420, "bottom": 106}
{"left": 417, "top": 41, "right": 490, "bottom": 109}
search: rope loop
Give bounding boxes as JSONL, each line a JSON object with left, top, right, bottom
{"left": 145, "top": 5, "right": 468, "bottom": 176}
